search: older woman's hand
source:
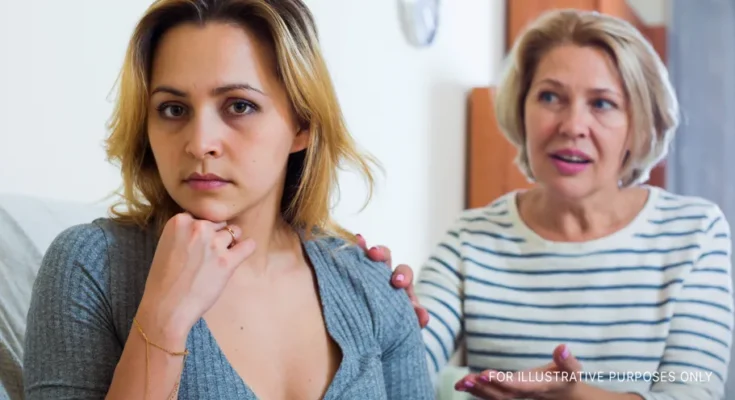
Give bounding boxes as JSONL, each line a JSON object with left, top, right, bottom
{"left": 356, "top": 234, "right": 430, "bottom": 328}
{"left": 455, "top": 345, "right": 582, "bottom": 400}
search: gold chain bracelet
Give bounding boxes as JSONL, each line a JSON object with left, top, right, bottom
{"left": 133, "top": 317, "right": 189, "bottom": 400}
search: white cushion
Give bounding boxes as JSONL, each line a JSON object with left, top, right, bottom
{"left": 0, "top": 194, "right": 110, "bottom": 254}
{"left": 0, "top": 194, "right": 108, "bottom": 400}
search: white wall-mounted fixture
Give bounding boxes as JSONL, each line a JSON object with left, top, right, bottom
{"left": 398, "top": 0, "right": 440, "bottom": 48}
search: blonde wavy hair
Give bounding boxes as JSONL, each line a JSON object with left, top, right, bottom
{"left": 495, "top": 9, "right": 679, "bottom": 187}
{"left": 105, "top": 0, "right": 378, "bottom": 239}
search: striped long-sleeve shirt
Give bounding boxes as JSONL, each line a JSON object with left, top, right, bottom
{"left": 416, "top": 185, "right": 733, "bottom": 399}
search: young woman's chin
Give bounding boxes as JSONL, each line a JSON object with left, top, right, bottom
{"left": 180, "top": 200, "right": 242, "bottom": 223}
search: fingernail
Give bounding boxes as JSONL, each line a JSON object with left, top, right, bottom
{"left": 562, "top": 347, "right": 570, "bottom": 360}
{"left": 464, "top": 380, "right": 474, "bottom": 388}
{"left": 395, "top": 274, "right": 405, "bottom": 282}
{"left": 479, "top": 374, "right": 489, "bottom": 381}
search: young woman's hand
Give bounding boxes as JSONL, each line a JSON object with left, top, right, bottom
{"left": 136, "top": 213, "right": 256, "bottom": 345}
{"left": 356, "top": 234, "right": 430, "bottom": 328}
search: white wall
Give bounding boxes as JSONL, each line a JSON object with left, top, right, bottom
{"left": 627, "top": 0, "right": 668, "bottom": 25}
{"left": 0, "top": 0, "right": 504, "bottom": 270}
{"left": 0, "top": 1, "right": 148, "bottom": 204}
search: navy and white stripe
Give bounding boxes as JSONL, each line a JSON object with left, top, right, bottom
{"left": 416, "top": 186, "right": 733, "bottom": 400}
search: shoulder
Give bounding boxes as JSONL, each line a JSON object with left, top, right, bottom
{"left": 304, "top": 235, "right": 420, "bottom": 334}
{"left": 305, "top": 235, "right": 397, "bottom": 297}
{"left": 456, "top": 192, "right": 516, "bottom": 224}
{"left": 43, "top": 218, "right": 149, "bottom": 265}
{"left": 28, "top": 221, "right": 114, "bottom": 332}
{"left": 42, "top": 219, "right": 110, "bottom": 268}
{"left": 645, "top": 186, "right": 729, "bottom": 234}
{"left": 640, "top": 188, "right": 731, "bottom": 272}
{"left": 38, "top": 218, "right": 152, "bottom": 292}
{"left": 651, "top": 187, "right": 721, "bottom": 213}
{"left": 453, "top": 191, "right": 518, "bottom": 230}
{"left": 441, "top": 191, "right": 527, "bottom": 250}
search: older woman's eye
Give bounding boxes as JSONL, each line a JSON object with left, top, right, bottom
{"left": 157, "top": 103, "right": 187, "bottom": 119}
{"left": 226, "top": 100, "right": 257, "bottom": 115}
{"left": 592, "top": 98, "right": 617, "bottom": 110}
{"left": 538, "top": 91, "right": 558, "bottom": 103}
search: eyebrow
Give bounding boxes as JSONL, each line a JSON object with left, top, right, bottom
{"left": 534, "top": 78, "right": 622, "bottom": 97}
{"left": 150, "top": 83, "right": 266, "bottom": 97}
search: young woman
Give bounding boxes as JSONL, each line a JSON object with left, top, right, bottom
{"left": 22, "top": 1, "right": 433, "bottom": 399}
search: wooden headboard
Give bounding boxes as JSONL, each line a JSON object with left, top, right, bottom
{"left": 467, "top": 0, "right": 668, "bottom": 209}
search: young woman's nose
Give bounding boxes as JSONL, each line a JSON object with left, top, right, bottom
{"left": 184, "top": 110, "right": 225, "bottom": 160}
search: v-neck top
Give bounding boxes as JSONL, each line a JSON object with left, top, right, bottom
{"left": 23, "top": 218, "right": 434, "bottom": 399}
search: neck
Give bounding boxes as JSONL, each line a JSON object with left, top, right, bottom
{"left": 525, "top": 185, "right": 648, "bottom": 241}
{"left": 227, "top": 200, "right": 299, "bottom": 275}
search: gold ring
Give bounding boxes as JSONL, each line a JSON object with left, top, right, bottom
{"left": 224, "top": 226, "right": 236, "bottom": 248}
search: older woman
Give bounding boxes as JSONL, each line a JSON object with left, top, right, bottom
{"left": 21, "top": 0, "right": 433, "bottom": 399}
{"left": 364, "top": 9, "right": 733, "bottom": 400}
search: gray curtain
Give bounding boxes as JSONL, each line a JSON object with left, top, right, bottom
{"left": 668, "top": 0, "right": 735, "bottom": 397}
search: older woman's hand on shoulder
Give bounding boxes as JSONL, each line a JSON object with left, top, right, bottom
{"left": 356, "top": 234, "right": 430, "bottom": 328}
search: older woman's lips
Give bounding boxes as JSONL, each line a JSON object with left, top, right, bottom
{"left": 549, "top": 149, "right": 592, "bottom": 175}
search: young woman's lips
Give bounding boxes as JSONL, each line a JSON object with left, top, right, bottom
{"left": 184, "top": 173, "right": 231, "bottom": 190}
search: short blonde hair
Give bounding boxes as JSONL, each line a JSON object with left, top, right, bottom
{"left": 105, "top": 0, "right": 377, "bottom": 239}
{"left": 495, "top": 9, "right": 679, "bottom": 187}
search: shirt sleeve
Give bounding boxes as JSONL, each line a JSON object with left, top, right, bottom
{"left": 377, "top": 285, "right": 436, "bottom": 400}
{"left": 23, "top": 223, "right": 121, "bottom": 400}
{"left": 635, "top": 206, "right": 734, "bottom": 400}
{"left": 341, "top": 245, "right": 435, "bottom": 400}
{"left": 414, "top": 218, "right": 465, "bottom": 381}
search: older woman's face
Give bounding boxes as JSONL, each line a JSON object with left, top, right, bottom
{"left": 523, "top": 44, "right": 629, "bottom": 199}
{"left": 147, "top": 22, "right": 309, "bottom": 222}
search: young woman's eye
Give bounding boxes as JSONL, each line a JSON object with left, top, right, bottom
{"left": 226, "top": 100, "right": 257, "bottom": 115}
{"left": 157, "top": 103, "right": 187, "bottom": 119}
{"left": 538, "top": 91, "right": 558, "bottom": 103}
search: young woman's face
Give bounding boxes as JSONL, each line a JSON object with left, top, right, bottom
{"left": 147, "top": 22, "right": 309, "bottom": 222}
{"left": 523, "top": 44, "right": 630, "bottom": 199}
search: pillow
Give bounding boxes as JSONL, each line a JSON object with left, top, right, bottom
{"left": 0, "top": 207, "right": 43, "bottom": 400}
{"left": 0, "top": 194, "right": 111, "bottom": 400}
